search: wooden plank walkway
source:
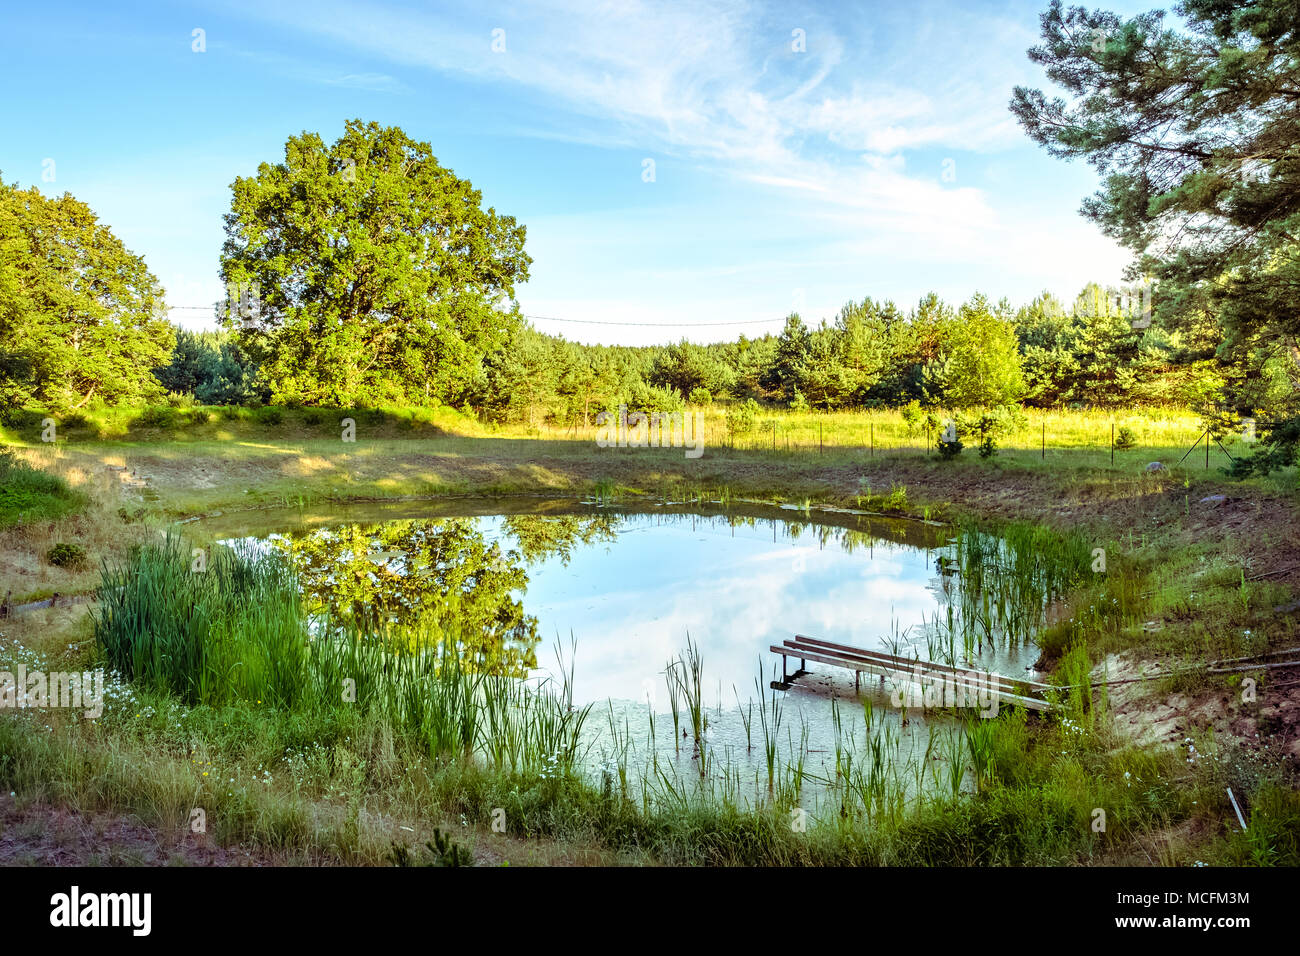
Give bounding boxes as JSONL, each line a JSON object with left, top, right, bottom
{"left": 769, "top": 634, "right": 1054, "bottom": 712}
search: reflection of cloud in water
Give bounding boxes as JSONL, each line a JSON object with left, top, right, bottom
{"left": 510, "top": 513, "right": 948, "bottom": 705}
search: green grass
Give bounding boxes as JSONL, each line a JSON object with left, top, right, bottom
{"left": 95, "top": 535, "right": 592, "bottom": 771}
{"left": 0, "top": 402, "right": 476, "bottom": 445}
{"left": 0, "top": 447, "right": 84, "bottom": 527}
{"left": 4, "top": 400, "right": 1293, "bottom": 524}
{"left": 5, "top": 672, "right": 1289, "bottom": 865}
{"left": 96, "top": 537, "right": 311, "bottom": 707}
{"left": 0, "top": 401, "right": 1250, "bottom": 464}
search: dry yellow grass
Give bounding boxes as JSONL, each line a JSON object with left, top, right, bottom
{"left": 0, "top": 446, "right": 156, "bottom": 603}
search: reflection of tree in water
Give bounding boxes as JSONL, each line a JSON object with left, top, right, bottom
{"left": 271, "top": 510, "right": 938, "bottom": 678}
{"left": 500, "top": 514, "right": 620, "bottom": 565}
{"left": 599, "top": 511, "right": 936, "bottom": 556}
{"left": 274, "top": 519, "right": 539, "bottom": 676}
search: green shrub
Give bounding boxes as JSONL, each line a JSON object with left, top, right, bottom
{"left": 1227, "top": 416, "right": 1300, "bottom": 478}
{"left": 900, "top": 400, "right": 923, "bottom": 434}
{"left": 254, "top": 406, "right": 283, "bottom": 426}
{"left": 133, "top": 406, "right": 180, "bottom": 430}
{"left": 883, "top": 483, "right": 908, "bottom": 510}
{"left": 937, "top": 435, "right": 964, "bottom": 459}
{"left": 623, "top": 382, "right": 683, "bottom": 415}
{"left": 688, "top": 387, "right": 712, "bottom": 406}
{"left": 726, "top": 399, "right": 759, "bottom": 439}
{"left": 957, "top": 406, "right": 1024, "bottom": 454}
{"left": 0, "top": 408, "right": 44, "bottom": 430}
{"left": 46, "top": 543, "right": 88, "bottom": 569}
{"left": 936, "top": 420, "right": 963, "bottom": 459}
{"left": 388, "top": 828, "right": 472, "bottom": 867}
{"left": 1115, "top": 426, "right": 1137, "bottom": 449}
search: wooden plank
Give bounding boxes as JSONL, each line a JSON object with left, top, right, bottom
{"left": 775, "top": 639, "right": 1052, "bottom": 709}
{"left": 789, "top": 635, "right": 1051, "bottom": 693}
{"left": 791, "top": 634, "right": 1044, "bottom": 683}
{"left": 767, "top": 645, "right": 1052, "bottom": 711}
{"left": 781, "top": 641, "right": 1042, "bottom": 700}
{"left": 782, "top": 640, "right": 1039, "bottom": 695}
{"left": 779, "top": 651, "right": 1051, "bottom": 713}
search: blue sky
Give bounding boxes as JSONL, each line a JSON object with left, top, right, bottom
{"left": 2, "top": 0, "right": 1151, "bottom": 345}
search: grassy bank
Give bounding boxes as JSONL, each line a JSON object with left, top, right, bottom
{"left": 0, "top": 447, "right": 83, "bottom": 528}
{"left": 0, "top": 401, "right": 1247, "bottom": 469}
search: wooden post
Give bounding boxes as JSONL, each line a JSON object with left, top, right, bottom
{"left": 1041, "top": 420, "right": 1046, "bottom": 460}
{"left": 870, "top": 421, "right": 874, "bottom": 457}
{"left": 1206, "top": 428, "right": 1210, "bottom": 469}
{"left": 772, "top": 421, "right": 777, "bottom": 452}
{"left": 1110, "top": 422, "right": 1114, "bottom": 466}
{"left": 819, "top": 422, "right": 823, "bottom": 455}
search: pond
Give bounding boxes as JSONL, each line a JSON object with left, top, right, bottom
{"left": 198, "top": 497, "right": 1066, "bottom": 812}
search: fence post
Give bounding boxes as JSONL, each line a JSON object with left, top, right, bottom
{"left": 1110, "top": 422, "right": 1114, "bottom": 466}
{"left": 1041, "top": 420, "right": 1045, "bottom": 460}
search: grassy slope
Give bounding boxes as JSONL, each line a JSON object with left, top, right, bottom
{"left": 1, "top": 405, "right": 1298, "bottom": 866}
{"left": 0, "top": 448, "right": 83, "bottom": 529}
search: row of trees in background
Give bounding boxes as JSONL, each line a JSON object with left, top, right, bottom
{"left": 466, "top": 284, "right": 1291, "bottom": 426}
{"left": 3, "top": 79, "right": 1297, "bottom": 469}
{"left": 2, "top": 166, "right": 1292, "bottom": 426}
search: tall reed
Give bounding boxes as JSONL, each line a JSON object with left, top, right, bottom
{"left": 95, "top": 535, "right": 591, "bottom": 770}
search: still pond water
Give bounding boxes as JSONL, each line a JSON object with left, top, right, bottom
{"left": 201, "top": 497, "right": 1052, "bottom": 807}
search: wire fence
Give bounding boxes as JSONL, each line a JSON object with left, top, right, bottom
{"left": 539, "top": 411, "right": 1248, "bottom": 469}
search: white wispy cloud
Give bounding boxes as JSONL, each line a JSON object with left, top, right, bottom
{"left": 226, "top": 0, "right": 1017, "bottom": 168}
{"left": 323, "top": 72, "right": 409, "bottom": 93}
{"left": 212, "top": 0, "right": 1129, "bottom": 337}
